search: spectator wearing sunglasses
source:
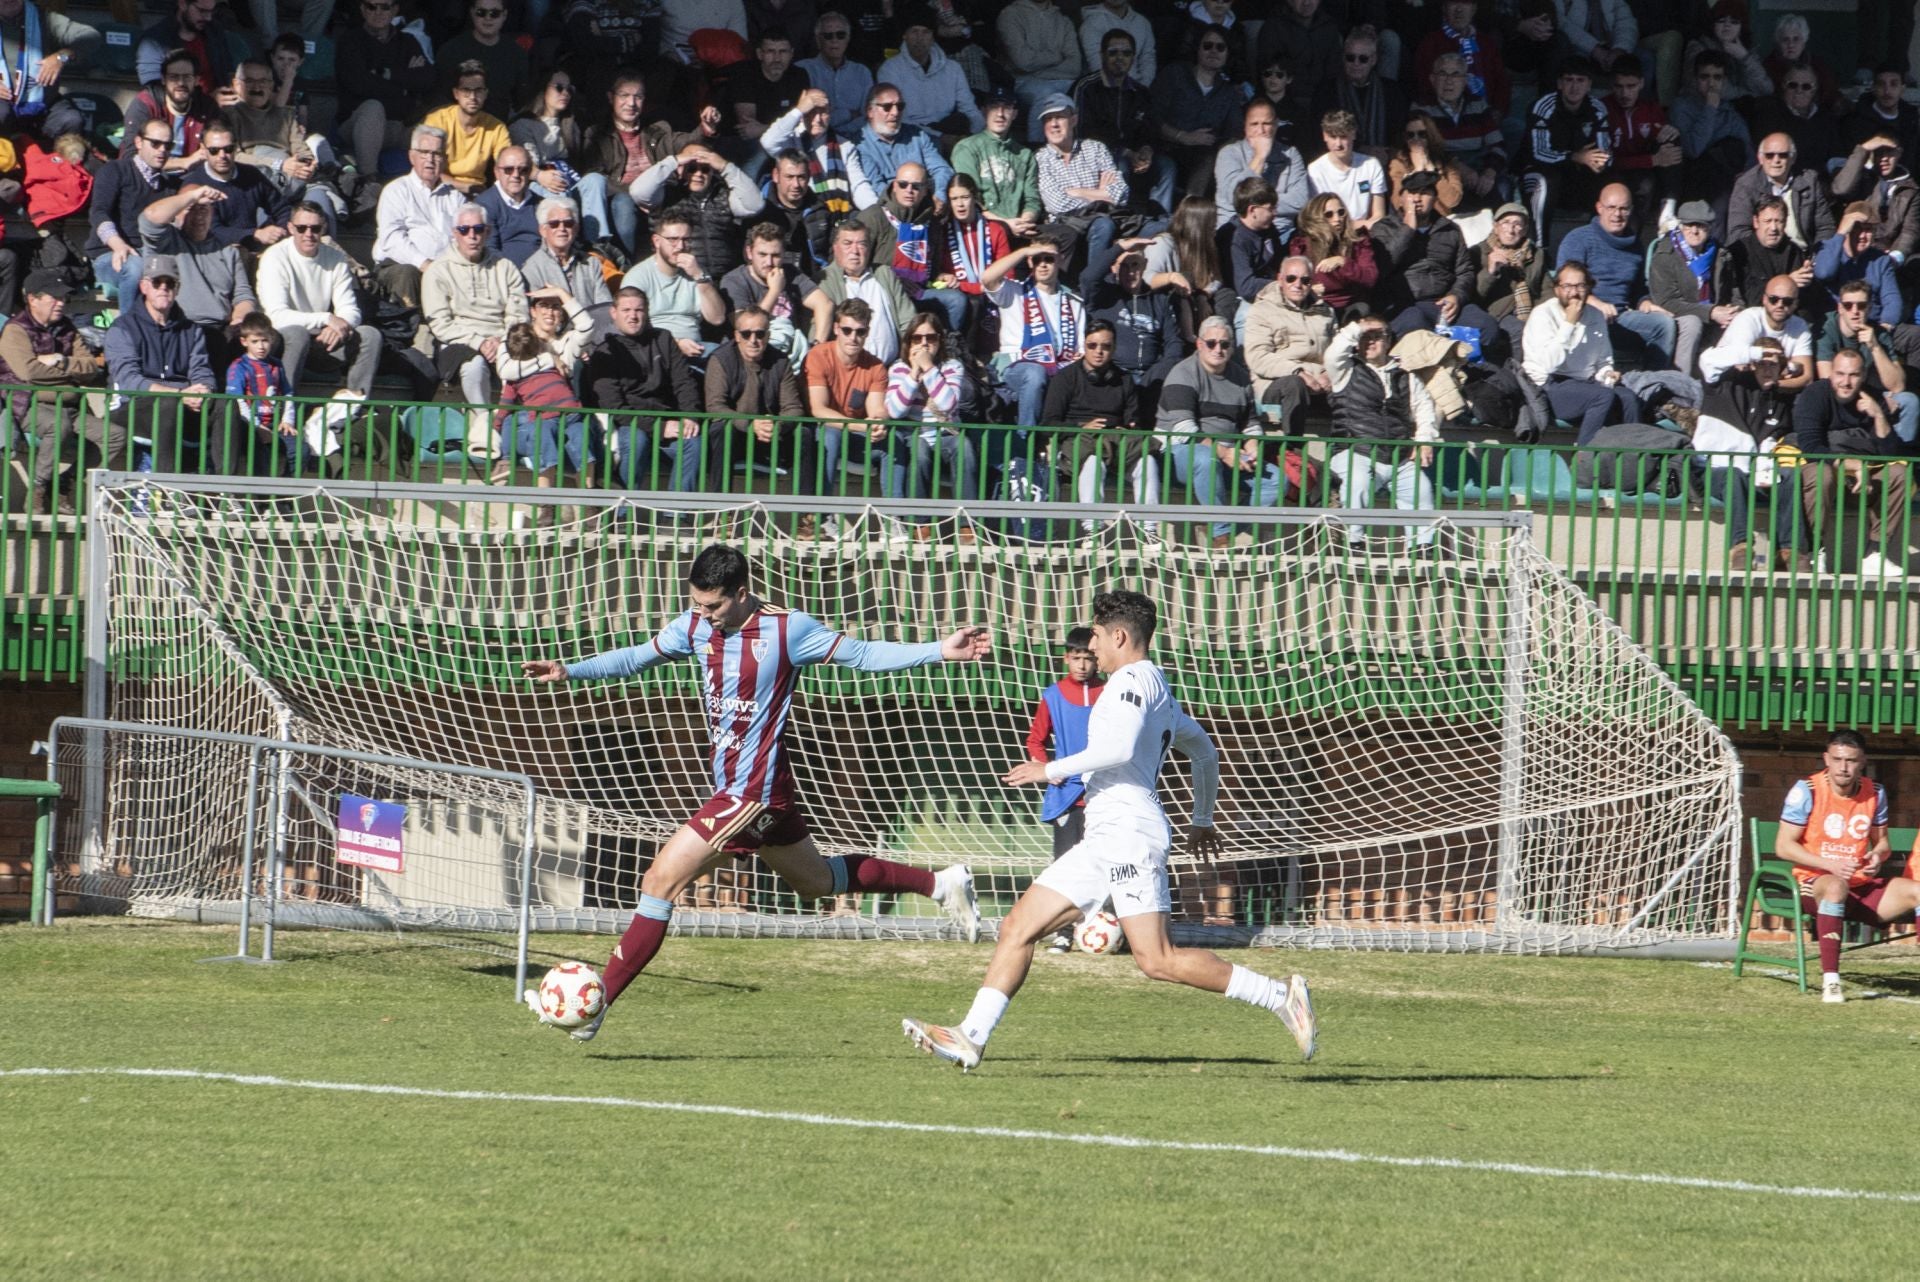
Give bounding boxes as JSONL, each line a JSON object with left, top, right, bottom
{"left": 422, "top": 201, "right": 531, "bottom": 407}
{"left": 182, "top": 121, "right": 297, "bottom": 251}
{"left": 135, "top": 183, "right": 260, "bottom": 375}
{"left": 438, "top": 0, "right": 529, "bottom": 121}
{"left": 337, "top": 0, "right": 437, "bottom": 177}
{"left": 257, "top": 199, "right": 387, "bottom": 396}
{"left": 477, "top": 145, "right": 543, "bottom": 265}
{"left": 1728, "top": 132, "right": 1834, "bottom": 254}
{"left": 520, "top": 196, "right": 612, "bottom": 307}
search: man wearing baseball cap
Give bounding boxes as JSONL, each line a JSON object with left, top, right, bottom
{"left": 0, "top": 270, "right": 117, "bottom": 514}
{"left": 104, "top": 254, "right": 220, "bottom": 476}
{"left": 953, "top": 82, "right": 1043, "bottom": 236}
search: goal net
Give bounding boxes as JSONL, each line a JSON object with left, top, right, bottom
{"left": 67, "top": 476, "right": 1742, "bottom": 955}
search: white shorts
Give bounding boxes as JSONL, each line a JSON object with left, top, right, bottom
{"left": 1033, "top": 830, "right": 1171, "bottom": 919}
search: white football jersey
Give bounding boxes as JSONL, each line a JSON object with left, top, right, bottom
{"left": 1046, "top": 659, "right": 1219, "bottom": 840}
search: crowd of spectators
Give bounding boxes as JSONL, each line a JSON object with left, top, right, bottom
{"left": 0, "top": 0, "right": 1916, "bottom": 564}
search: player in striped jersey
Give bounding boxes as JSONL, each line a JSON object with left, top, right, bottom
{"left": 902, "top": 589, "right": 1317, "bottom": 1072}
{"left": 520, "top": 543, "right": 991, "bottom": 1041}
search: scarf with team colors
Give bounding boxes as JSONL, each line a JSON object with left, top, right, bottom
{"left": 888, "top": 205, "right": 931, "bottom": 296}
{"left": 809, "top": 135, "right": 853, "bottom": 215}
{"left": 1016, "top": 280, "right": 1078, "bottom": 371}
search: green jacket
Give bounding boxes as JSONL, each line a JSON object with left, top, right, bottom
{"left": 952, "top": 131, "right": 1042, "bottom": 221}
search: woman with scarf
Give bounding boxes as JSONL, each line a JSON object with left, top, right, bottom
{"left": 1285, "top": 191, "right": 1379, "bottom": 320}
{"left": 1648, "top": 200, "right": 1741, "bottom": 377}
{"left": 929, "top": 172, "right": 1010, "bottom": 355}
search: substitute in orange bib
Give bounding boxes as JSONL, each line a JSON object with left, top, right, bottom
{"left": 1776, "top": 730, "right": 1920, "bottom": 1004}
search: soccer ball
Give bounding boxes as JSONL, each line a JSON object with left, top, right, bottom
{"left": 1074, "top": 910, "right": 1126, "bottom": 955}
{"left": 536, "top": 962, "right": 605, "bottom": 1028}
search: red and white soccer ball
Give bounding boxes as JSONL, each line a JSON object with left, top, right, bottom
{"left": 1074, "top": 910, "right": 1127, "bottom": 956}
{"left": 537, "top": 962, "right": 605, "bottom": 1028}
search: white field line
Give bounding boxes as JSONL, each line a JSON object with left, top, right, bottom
{"left": 5, "top": 1065, "right": 1920, "bottom": 1205}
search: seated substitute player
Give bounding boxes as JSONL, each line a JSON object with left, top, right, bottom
{"left": 1023, "top": 626, "right": 1105, "bottom": 953}
{"left": 1776, "top": 729, "right": 1920, "bottom": 1004}
{"left": 902, "top": 590, "right": 1317, "bottom": 1072}
{"left": 522, "top": 544, "right": 991, "bottom": 1041}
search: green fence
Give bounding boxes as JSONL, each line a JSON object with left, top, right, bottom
{"left": 5, "top": 382, "right": 1919, "bottom": 730}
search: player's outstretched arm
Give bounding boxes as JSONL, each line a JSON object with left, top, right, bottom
{"left": 521, "top": 659, "right": 569, "bottom": 682}
{"left": 939, "top": 626, "right": 992, "bottom": 662}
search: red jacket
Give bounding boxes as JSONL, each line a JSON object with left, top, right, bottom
{"left": 23, "top": 143, "right": 92, "bottom": 227}
{"left": 1602, "top": 95, "right": 1669, "bottom": 171}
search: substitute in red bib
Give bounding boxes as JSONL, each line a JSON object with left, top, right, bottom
{"left": 1776, "top": 729, "right": 1920, "bottom": 1004}
{"left": 521, "top": 543, "right": 991, "bottom": 1042}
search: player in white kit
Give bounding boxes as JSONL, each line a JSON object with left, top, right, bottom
{"left": 902, "top": 590, "right": 1317, "bottom": 1072}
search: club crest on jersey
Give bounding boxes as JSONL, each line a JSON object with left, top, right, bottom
{"left": 751, "top": 637, "right": 775, "bottom": 663}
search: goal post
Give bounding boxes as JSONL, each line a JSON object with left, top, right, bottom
{"left": 69, "top": 472, "right": 1744, "bottom": 956}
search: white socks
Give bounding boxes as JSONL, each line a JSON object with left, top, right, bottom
{"left": 960, "top": 987, "right": 1010, "bottom": 1047}
{"left": 1226, "top": 964, "right": 1288, "bottom": 1013}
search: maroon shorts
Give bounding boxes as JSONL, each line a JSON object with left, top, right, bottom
{"left": 1799, "top": 877, "right": 1897, "bottom": 925}
{"left": 688, "top": 793, "right": 810, "bottom": 855}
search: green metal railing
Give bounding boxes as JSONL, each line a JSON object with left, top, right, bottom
{"left": 5, "top": 381, "right": 1919, "bottom": 730}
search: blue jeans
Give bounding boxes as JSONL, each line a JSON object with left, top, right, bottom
{"left": 605, "top": 418, "right": 708, "bottom": 490}
{"left": 503, "top": 411, "right": 595, "bottom": 475}
{"left": 910, "top": 428, "right": 980, "bottom": 500}
{"left": 1893, "top": 391, "right": 1920, "bottom": 444}
{"left": 606, "top": 189, "right": 639, "bottom": 255}
{"left": 1612, "top": 309, "right": 1677, "bottom": 368}
{"left": 1001, "top": 359, "right": 1049, "bottom": 426}
{"left": 818, "top": 424, "right": 909, "bottom": 498}
{"left": 1326, "top": 447, "right": 1438, "bottom": 545}
{"left": 92, "top": 251, "right": 143, "bottom": 308}
{"left": 1171, "top": 439, "right": 1288, "bottom": 537}
{"left": 917, "top": 287, "right": 969, "bottom": 334}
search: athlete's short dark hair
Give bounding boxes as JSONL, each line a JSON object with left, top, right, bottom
{"left": 1091, "top": 590, "right": 1156, "bottom": 645}
{"left": 1063, "top": 626, "right": 1095, "bottom": 651}
{"left": 1828, "top": 729, "right": 1868, "bottom": 753}
{"left": 689, "top": 545, "right": 750, "bottom": 594}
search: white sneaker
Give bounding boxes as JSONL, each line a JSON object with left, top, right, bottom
{"left": 1822, "top": 977, "right": 1845, "bottom": 1004}
{"left": 937, "top": 863, "right": 981, "bottom": 943}
{"left": 1045, "top": 931, "right": 1072, "bottom": 955}
{"left": 818, "top": 514, "right": 843, "bottom": 541}
{"left": 1860, "top": 550, "right": 1907, "bottom": 578}
{"left": 1279, "top": 974, "right": 1318, "bottom": 1061}
{"left": 1817, "top": 548, "right": 1832, "bottom": 575}
{"left": 902, "top": 1017, "right": 982, "bottom": 1071}
{"left": 524, "top": 985, "right": 608, "bottom": 1039}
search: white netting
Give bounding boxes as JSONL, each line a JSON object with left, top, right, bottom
{"left": 69, "top": 480, "right": 1742, "bottom": 953}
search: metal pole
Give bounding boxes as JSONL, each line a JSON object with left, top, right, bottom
{"left": 1494, "top": 530, "right": 1534, "bottom": 934}
{"left": 513, "top": 782, "right": 536, "bottom": 1001}
{"left": 81, "top": 471, "right": 111, "bottom": 877}
{"left": 263, "top": 738, "right": 292, "bottom": 963}
{"left": 199, "top": 743, "right": 268, "bottom": 965}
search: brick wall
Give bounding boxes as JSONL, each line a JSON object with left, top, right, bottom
{"left": 0, "top": 681, "right": 85, "bottom": 918}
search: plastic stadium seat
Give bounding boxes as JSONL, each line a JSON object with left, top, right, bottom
{"left": 296, "top": 35, "right": 335, "bottom": 88}
{"left": 404, "top": 404, "right": 491, "bottom": 473}
{"left": 59, "top": 92, "right": 125, "bottom": 154}
{"left": 94, "top": 22, "right": 140, "bottom": 76}
{"left": 1465, "top": 447, "right": 1596, "bottom": 504}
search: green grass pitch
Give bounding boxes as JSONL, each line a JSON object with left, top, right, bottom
{"left": 3, "top": 921, "right": 1914, "bottom": 1280}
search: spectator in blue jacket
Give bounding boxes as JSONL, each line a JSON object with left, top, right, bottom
{"left": 853, "top": 82, "right": 954, "bottom": 204}
{"left": 1557, "top": 182, "right": 1678, "bottom": 368}
{"left": 104, "top": 255, "right": 221, "bottom": 475}
{"left": 1813, "top": 202, "right": 1905, "bottom": 326}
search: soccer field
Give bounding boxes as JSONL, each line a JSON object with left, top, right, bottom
{"left": 3, "top": 922, "right": 1911, "bottom": 1281}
